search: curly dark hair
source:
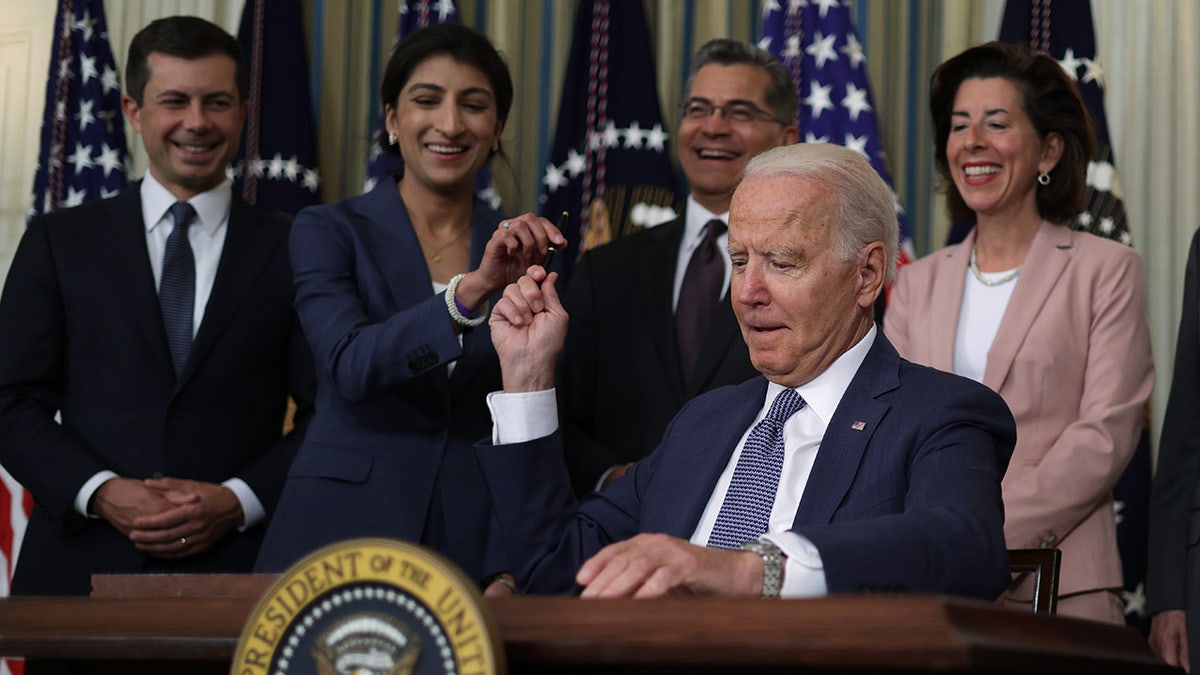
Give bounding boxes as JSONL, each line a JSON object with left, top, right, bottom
{"left": 929, "top": 41, "right": 1095, "bottom": 224}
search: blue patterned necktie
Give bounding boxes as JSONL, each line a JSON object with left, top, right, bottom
{"left": 707, "top": 388, "right": 807, "bottom": 550}
{"left": 160, "top": 201, "right": 196, "bottom": 378}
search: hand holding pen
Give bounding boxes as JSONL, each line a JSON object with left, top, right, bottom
{"left": 542, "top": 211, "right": 567, "bottom": 271}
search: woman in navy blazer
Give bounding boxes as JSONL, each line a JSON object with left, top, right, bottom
{"left": 256, "top": 24, "right": 563, "bottom": 586}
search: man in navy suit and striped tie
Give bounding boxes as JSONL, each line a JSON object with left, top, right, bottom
{"left": 0, "top": 16, "right": 314, "bottom": 595}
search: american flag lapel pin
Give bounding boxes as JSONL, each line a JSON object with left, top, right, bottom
{"left": 851, "top": 421, "right": 866, "bottom": 431}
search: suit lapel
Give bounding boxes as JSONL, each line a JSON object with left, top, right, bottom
{"left": 792, "top": 335, "right": 898, "bottom": 526}
{"left": 981, "top": 222, "right": 1071, "bottom": 392}
{"left": 929, "top": 233, "right": 973, "bottom": 373}
{"left": 355, "top": 183, "right": 454, "bottom": 405}
{"left": 653, "top": 378, "right": 767, "bottom": 537}
{"left": 638, "top": 219, "right": 687, "bottom": 398}
{"left": 184, "top": 198, "right": 284, "bottom": 386}
{"left": 685, "top": 295, "right": 740, "bottom": 397}
{"left": 90, "top": 188, "right": 173, "bottom": 369}
{"left": 356, "top": 183, "right": 432, "bottom": 313}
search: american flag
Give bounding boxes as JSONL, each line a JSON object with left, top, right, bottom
{"left": 14, "top": 0, "right": 127, "bottom": 592}
{"left": 232, "top": 0, "right": 321, "bottom": 216}
{"left": 28, "top": 0, "right": 129, "bottom": 218}
{"left": 539, "top": 0, "right": 679, "bottom": 276}
{"left": 758, "top": 0, "right": 914, "bottom": 270}
{"left": 998, "top": 0, "right": 1147, "bottom": 633}
{"left": 11, "top": 3, "right": 127, "bottom": 672}
{"left": 999, "top": 0, "right": 1130, "bottom": 245}
{"left": 363, "top": 0, "right": 499, "bottom": 208}
{"left": 363, "top": 0, "right": 458, "bottom": 193}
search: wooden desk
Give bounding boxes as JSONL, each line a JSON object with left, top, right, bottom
{"left": 0, "top": 581, "right": 1179, "bottom": 674}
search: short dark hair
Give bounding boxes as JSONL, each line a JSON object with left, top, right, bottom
{"left": 684, "top": 39, "right": 798, "bottom": 126}
{"left": 125, "top": 16, "right": 245, "bottom": 105}
{"left": 929, "top": 41, "right": 1096, "bottom": 225}
{"left": 377, "top": 23, "right": 514, "bottom": 160}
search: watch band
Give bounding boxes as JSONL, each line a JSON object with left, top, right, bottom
{"left": 742, "top": 538, "right": 784, "bottom": 598}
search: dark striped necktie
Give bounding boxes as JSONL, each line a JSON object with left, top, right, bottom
{"left": 160, "top": 201, "right": 197, "bottom": 378}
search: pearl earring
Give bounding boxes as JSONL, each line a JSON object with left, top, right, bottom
{"left": 388, "top": 131, "right": 397, "bottom": 146}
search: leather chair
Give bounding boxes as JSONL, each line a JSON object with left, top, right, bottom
{"left": 1007, "top": 548, "right": 1062, "bottom": 615}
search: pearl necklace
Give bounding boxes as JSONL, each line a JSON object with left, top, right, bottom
{"left": 969, "top": 246, "right": 1021, "bottom": 287}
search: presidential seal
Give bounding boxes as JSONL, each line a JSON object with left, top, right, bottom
{"left": 232, "top": 539, "right": 504, "bottom": 675}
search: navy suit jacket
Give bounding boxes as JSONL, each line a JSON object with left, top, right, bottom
{"left": 561, "top": 217, "right": 757, "bottom": 493}
{"left": 479, "top": 334, "right": 1015, "bottom": 598}
{"left": 256, "top": 180, "right": 508, "bottom": 584}
{"left": 0, "top": 185, "right": 315, "bottom": 595}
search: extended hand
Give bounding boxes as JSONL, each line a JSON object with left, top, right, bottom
{"left": 126, "top": 477, "right": 243, "bottom": 559}
{"left": 1149, "top": 610, "right": 1190, "bottom": 672}
{"left": 576, "top": 533, "right": 762, "bottom": 599}
{"left": 489, "top": 266, "right": 568, "bottom": 392}
{"left": 455, "top": 214, "right": 566, "bottom": 309}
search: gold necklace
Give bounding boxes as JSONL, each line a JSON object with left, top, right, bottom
{"left": 969, "top": 246, "right": 1021, "bottom": 287}
{"left": 419, "top": 224, "right": 470, "bottom": 263}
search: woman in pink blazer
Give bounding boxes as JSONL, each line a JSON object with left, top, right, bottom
{"left": 884, "top": 42, "right": 1153, "bottom": 624}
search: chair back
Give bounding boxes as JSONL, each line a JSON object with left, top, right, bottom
{"left": 1007, "top": 548, "right": 1061, "bottom": 615}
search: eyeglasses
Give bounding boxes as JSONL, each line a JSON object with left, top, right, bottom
{"left": 679, "top": 98, "right": 784, "bottom": 125}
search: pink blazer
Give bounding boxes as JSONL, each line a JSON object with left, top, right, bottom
{"left": 884, "top": 221, "right": 1153, "bottom": 597}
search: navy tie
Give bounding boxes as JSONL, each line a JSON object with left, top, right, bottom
{"left": 707, "top": 388, "right": 807, "bottom": 550}
{"left": 676, "top": 219, "right": 727, "bottom": 375}
{"left": 160, "top": 202, "right": 196, "bottom": 378}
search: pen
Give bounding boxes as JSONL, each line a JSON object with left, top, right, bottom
{"left": 543, "top": 211, "right": 567, "bottom": 270}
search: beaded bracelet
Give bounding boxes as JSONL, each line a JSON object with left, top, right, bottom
{"left": 445, "top": 273, "right": 488, "bottom": 327}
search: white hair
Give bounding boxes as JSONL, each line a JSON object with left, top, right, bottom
{"left": 743, "top": 143, "right": 899, "bottom": 282}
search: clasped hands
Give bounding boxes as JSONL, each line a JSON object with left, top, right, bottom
{"left": 489, "top": 268, "right": 766, "bottom": 599}
{"left": 91, "top": 476, "right": 243, "bottom": 559}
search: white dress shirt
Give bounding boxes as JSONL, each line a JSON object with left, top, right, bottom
{"left": 75, "top": 174, "right": 262, "bottom": 529}
{"left": 953, "top": 266, "right": 1018, "bottom": 383}
{"left": 487, "top": 326, "right": 878, "bottom": 597}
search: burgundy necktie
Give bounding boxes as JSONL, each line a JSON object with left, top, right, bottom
{"left": 676, "top": 219, "right": 726, "bottom": 375}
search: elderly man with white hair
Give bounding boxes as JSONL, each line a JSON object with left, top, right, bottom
{"left": 478, "top": 143, "right": 1016, "bottom": 599}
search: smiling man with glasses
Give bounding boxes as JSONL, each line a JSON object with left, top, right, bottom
{"left": 560, "top": 39, "right": 799, "bottom": 496}
{"left": 679, "top": 99, "right": 788, "bottom": 126}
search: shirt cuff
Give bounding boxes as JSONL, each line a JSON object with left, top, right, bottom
{"left": 222, "top": 478, "right": 263, "bottom": 531}
{"left": 76, "top": 470, "right": 119, "bottom": 517}
{"left": 764, "top": 531, "right": 828, "bottom": 598}
{"left": 487, "top": 389, "right": 558, "bottom": 444}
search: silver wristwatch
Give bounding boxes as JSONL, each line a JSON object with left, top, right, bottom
{"left": 741, "top": 539, "right": 784, "bottom": 598}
